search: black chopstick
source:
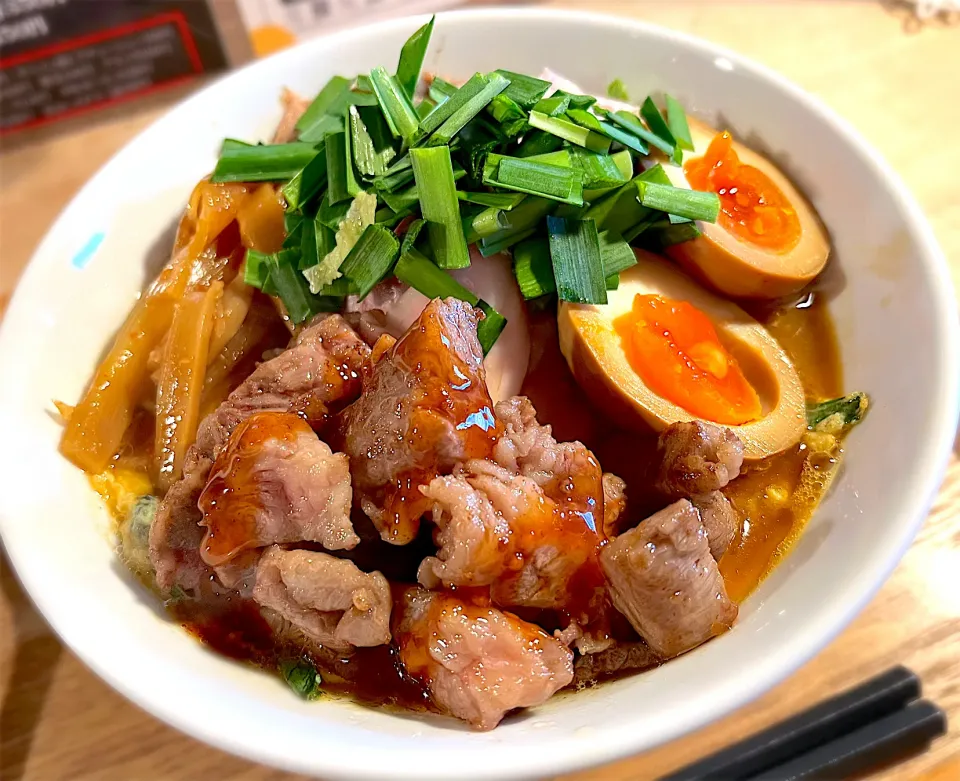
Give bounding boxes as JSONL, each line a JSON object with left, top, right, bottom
{"left": 748, "top": 699, "right": 945, "bottom": 779}
{"left": 660, "top": 666, "right": 940, "bottom": 781}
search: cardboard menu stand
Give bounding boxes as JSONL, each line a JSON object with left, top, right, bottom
{"left": 0, "top": 0, "right": 230, "bottom": 134}
{"left": 0, "top": 0, "right": 466, "bottom": 135}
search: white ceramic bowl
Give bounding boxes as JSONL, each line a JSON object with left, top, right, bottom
{"left": 1, "top": 9, "right": 957, "bottom": 780}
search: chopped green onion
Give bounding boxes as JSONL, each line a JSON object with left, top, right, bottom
{"left": 375, "top": 205, "right": 415, "bottom": 227}
{"left": 354, "top": 75, "right": 374, "bottom": 94}
{"left": 317, "top": 192, "right": 352, "bottom": 229}
{"left": 598, "top": 230, "right": 637, "bottom": 275}
{"left": 317, "top": 277, "right": 352, "bottom": 297}
{"left": 640, "top": 97, "right": 677, "bottom": 148}
{"left": 605, "top": 273, "right": 620, "bottom": 290}
{"left": 271, "top": 251, "right": 326, "bottom": 324}
{"left": 298, "top": 114, "right": 344, "bottom": 143}
{"left": 243, "top": 249, "right": 273, "bottom": 291}
{"left": 415, "top": 99, "right": 435, "bottom": 119}
{"left": 456, "top": 116, "right": 502, "bottom": 178}
{"left": 300, "top": 214, "right": 335, "bottom": 270}
{"left": 422, "top": 73, "right": 510, "bottom": 146}
{"left": 636, "top": 219, "right": 702, "bottom": 250}
{"left": 608, "top": 111, "right": 674, "bottom": 156}
{"left": 395, "top": 248, "right": 478, "bottom": 303}
{"left": 370, "top": 66, "right": 422, "bottom": 145}
{"left": 373, "top": 154, "right": 415, "bottom": 193}
{"left": 342, "top": 124, "right": 361, "bottom": 197}
{"left": 463, "top": 206, "right": 509, "bottom": 244}
{"left": 572, "top": 148, "right": 628, "bottom": 188}
{"left": 280, "top": 659, "right": 322, "bottom": 700}
{"left": 637, "top": 181, "right": 720, "bottom": 222}
{"left": 349, "top": 106, "right": 388, "bottom": 177}
{"left": 534, "top": 94, "right": 571, "bottom": 117}
{"left": 457, "top": 191, "right": 526, "bottom": 210}
{"left": 476, "top": 302, "right": 507, "bottom": 354}
{"left": 325, "top": 132, "right": 351, "bottom": 204}
{"left": 303, "top": 191, "right": 376, "bottom": 292}
{"left": 478, "top": 196, "right": 555, "bottom": 255}
{"left": 607, "top": 78, "right": 630, "bottom": 101}
{"left": 396, "top": 15, "right": 435, "bottom": 100}
{"left": 479, "top": 228, "right": 536, "bottom": 257}
{"left": 553, "top": 90, "right": 597, "bottom": 111}
{"left": 806, "top": 392, "right": 869, "bottom": 430}
{"left": 512, "top": 238, "right": 555, "bottom": 299}
{"left": 296, "top": 76, "right": 351, "bottom": 133}
{"left": 566, "top": 109, "right": 603, "bottom": 132}
{"left": 595, "top": 120, "right": 649, "bottom": 155}
{"left": 339, "top": 223, "right": 400, "bottom": 299}
{"left": 428, "top": 76, "right": 458, "bottom": 104}
{"left": 527, "top": 111, "right": 611, "bottom": 153}
{"left": 547, "top": 216, "right": 606, "bottom": 305}
{"left": 494, "top": 69, "right": 551, "bottom": 108}
{"left": 669, "top": 213, "right": 693, "bottom": 224}
{"left": 281, "top": 142, "right": 328, "bottom": 211}
{"left": 515, "top": 130, "right": 564, "bottom": 158}
{"left": 358, "top": 106, "right": 397, "bottom": 171}
{"left": 484, "top": 156, "right": 583, "bottom": 205}
{"left": 410, "top": 145, "right": 470, "bottom": 269}
{"left": 611, "top": 150, "right": 634, "bottom": 180}
{"left": 380, "top": 183, "right": 419, "bottom": 213}
{"left": 664, "top": 94, "right": 694, "bottom": 151}
{"left": 211, "top": 141, "right": 320, "bottom": 183}
{"left": 486, "top": 94, "right": 527, "bottom": 136}
{"left": 400, "top": 218, "right": 426, "bottom": 254}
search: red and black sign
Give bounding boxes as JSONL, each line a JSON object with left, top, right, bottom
{"left": 0, "top": 0, "right": 228, "bottom": 134}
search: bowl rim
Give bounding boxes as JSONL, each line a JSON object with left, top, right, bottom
{"left": 1, "top": 7, "right": 958, "bottom": 780}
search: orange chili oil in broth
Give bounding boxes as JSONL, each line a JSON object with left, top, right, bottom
{"left": 520, "top": 294, "right": 843, "bottom": 604}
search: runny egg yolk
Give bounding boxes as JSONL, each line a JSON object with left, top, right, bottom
{"left": 684, "top": 131, "right": 802, "bottom": 253}
{"left": 613, "top": 294, "right": 762, "bottom": 425}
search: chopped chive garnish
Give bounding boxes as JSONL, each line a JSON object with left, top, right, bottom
{"left": 534, "top": 94, "right": 571, "bottom": 117}
{"left": 410, "top": 145, "right": 470, "bottom": 269}
{"left": 300, "top": 215, "right": 335, "bottom": 270}
{"left": 669, "top": 213, "right": 693, "bottom": 224}
{"left": 595, "top": 120, "right": 649, "bottom": 155}
{"left": 636, "top": 219, "right": 702, "bottom": 250}
{"left": 343, "top": 124, "right": 361, "bottom": 197}
{"left": 515, "top": 130, "right": 564, "bottom": 158}
{"left": 456, "top": 191, "right": 526, "bottom": 210}
{"left": 479, "top": 228, "right": 536, "bottom": 257}
{"left": 339, "top": 224, "right": 400, "bottom": 299}
{"left": 422, "top": 73, "right": 510, "bottom": 146}
{"left": 605, "top": 273, "right": 620, "bottom": 290}
{"left": 395, "top": 248, "right": 478, "bottom": 303}
{"left": 572, "top": 148, "right": 628, "bottom": 188}
{"left": 270, "top": 251, "right": 325, "bottom": 324}
{"left": 428, "top": 76, "right": 458, "bottom": 104}
{"left": 317, "top": 192, "right": 352, "bottom": 229}
{"left": 396, "top": 15, "right": 435, "bottom": 100}
{"left": 375, "top": 205, "right": 415, "bottom": 227}
{"left": 211, "top": 141, "right": 320, "bottom": 183}
{"left": 400, "top": 218, "right": 426, "bottom": 254}
{"left": 484, "top": 155, "right": 583, "bottom": 205}
{"left": 483, "top": 195, "right": 555, "bottom": 247}
{"left": 298, "top": 114, "right": 344, "bottom": 143}
{"left": 512, "top": 238, "right": 555, "bottom": 299}
{"left": 527, "top": 111, "right": 611, "bottom": 154}
{"left": 325, "top": 132, "right": 350, "bottom": 204}
{"left": 415, "top": 99, "right": 435, "bottom": 119}
{"left": 664, "top": 94, "right": 694, "bottom": 151}
{"left": 486, "top": 94, "right": 527, "bottom": 136}
{"left": 495, "top": 69, "right": 551, "bottom": 109}
{"left": 358, "top": 106, "right": 397, "bottom": 171}
{"left": 282, "top": 142, "right": 328, "bottom": 210}
{"left": 243, "top": 249, "right": 273, "bottom": 291}
{"left": 637, "top": 181, "right": 720, "bottom": 222}
{"left": 640, "top": 97, "right": 677, "bottom": 149}
{"left": 370, "top": 66, "right": 422, "bottom": 145}
{"left": 295, "top": 76, "right": 351, "bottom": 133}
{"left": 553, "top": 90, "right": 597, "bottom": 111}
{"left": 349, "top": 106, "right": 387, "bottom": 177}
{"left": 598, "top": 230, "right": 637, "bottom": 275}
{"left": 463, "top": 206, "right": 509, "bottom": 244}
{"left": 380, "top": 183, "right": 419, "bottom": 214}
{"left": 547, "top": 216, "right": 606, "bottom": 305}
{"left": 280, "top": 659, "right": 323, "bottom": 700}
{"left": 608, "top": 110, "right": 675, "bottom": 157}
{"left": 611, "top": 150, "right": 634, "bottom": 180}
{"left": 476, "top": 301, "right": 507, "bottom": 354}
{"left": 565, "top": 109, "right": 603, "bottom": 132}
{"left": 607, "top": 78, "right": 630, "bottom": 101}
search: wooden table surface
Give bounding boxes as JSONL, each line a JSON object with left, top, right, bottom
{"left": 2, "top": 2, "right": 959, "bottom": 779}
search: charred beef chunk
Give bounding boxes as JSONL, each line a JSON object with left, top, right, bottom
{"left": 393, "top": 587, "right": 573, "bottom": 730}
{"left": 198, "top": 412, "right": 357, "bottom": 568}
{"left": 690, "top": 490, "right": 738, "bottom": 560}
{"left": 150, "top": 314, "right": 370, "bottom": 592}
{"left": 654, "top": 421, "right": 744, "bottom": 498}
{"left": 253, "top": 546, "right": 391, "bottom": 651}
{"left": 338, "top": 298, "right": 501, "bottom": 546}
{"left": 599, "top": 499, "right": 737, "bottom": 659}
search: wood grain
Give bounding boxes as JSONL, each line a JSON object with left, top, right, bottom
{"left": 1, "top": 2, "right": 958, "bottom": 780}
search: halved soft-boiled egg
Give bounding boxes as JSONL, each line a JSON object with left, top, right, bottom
{"left": 653, "top": 117, "right": 830, "bottom": 299}
{"left": 558, "top": 251, "right": 806, "bottom": 460}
